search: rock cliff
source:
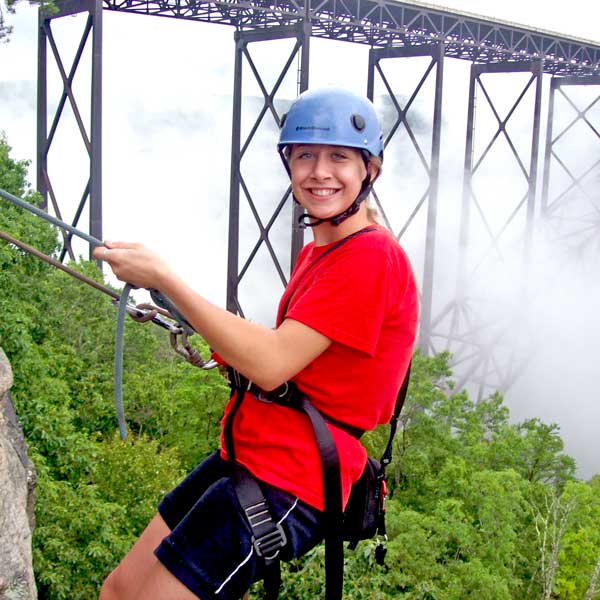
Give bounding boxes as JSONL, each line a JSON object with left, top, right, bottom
{"left": 0, "top": 347, "right": 37, "bottom": 599}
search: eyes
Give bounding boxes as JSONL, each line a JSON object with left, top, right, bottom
{"left": 292, "top": 148, "right": 350, "bottom": 162}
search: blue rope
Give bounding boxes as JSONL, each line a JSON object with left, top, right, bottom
{"left": 114, "top": 284, "right": 133, "bottom": 440}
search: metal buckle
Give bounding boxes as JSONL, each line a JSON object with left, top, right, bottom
{"left": 244, "top": 500, "right": 287, "bottom": 560}
{"left": 253, "top": 389, "right": 273, "bottom": 403}
{"left": 252, "top": 524, "right": 287, "bottom": 560}
{"left": 276, "top": 381, "right": 289, "bottom": 399}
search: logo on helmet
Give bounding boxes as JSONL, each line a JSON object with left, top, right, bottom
{"left": 296, "top": 126, "right": 331, "bottom": 132}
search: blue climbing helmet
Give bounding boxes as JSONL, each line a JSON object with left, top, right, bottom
{"left": 278, "top": 87, "right": 384, "bottom": 159}
{"left": 278, "top": 88, "right": 384, "bottom": 227}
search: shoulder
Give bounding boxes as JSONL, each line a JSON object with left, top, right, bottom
{"left": 341, "top": 225, "right": 413, "bottom": 273}
{"left": 295, "top": 241, "right": 315, "bottom": 267}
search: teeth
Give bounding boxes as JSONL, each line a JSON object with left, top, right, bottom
{"left": 311, "top": 189, "right": 337, "bottom": 196}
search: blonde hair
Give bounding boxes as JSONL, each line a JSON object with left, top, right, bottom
{"left": 366, "top": 155, "right": 383, "bottom": 224}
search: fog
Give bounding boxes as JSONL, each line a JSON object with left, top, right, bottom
{"left": 0, "top": 2, "right": 598, "bottom": 479}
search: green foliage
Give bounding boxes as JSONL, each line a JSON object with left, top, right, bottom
{"left": 1, "top": 0, "right": 57, "bottom": 42}
{"left": 2, "top": 134, "right": 599, "bottom": 599}
{"left": 554, "top": 478, "right": 600, "bottom": 599}
{"left": 262, "top": 350, "right": 596, "bottom": 600}
{"left": 0, "top": 135, "right": 229, "bottom": 598}
{"left": 33, "top": 455, "right": 135, "bottom": 600}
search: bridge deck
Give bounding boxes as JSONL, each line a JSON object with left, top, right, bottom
{"left": 99, "top": 0, "right": 600, "bottom": 75}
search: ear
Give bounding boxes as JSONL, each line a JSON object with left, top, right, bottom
{"left": 367, "top": 162, "right": 380, "bottom": 184}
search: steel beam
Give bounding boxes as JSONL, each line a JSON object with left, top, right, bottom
{"left": 226, "top": 20, "right": 310, "bottom": 316}
{"left": 367, "top": 42, "right": 445, "bottom": 354}
{"left": 36, "top": 0, "right": 102, "bottom": 261}
{"left": 36, "top": 9, "right": 47, "bottom": 211}
{"left": 540, "top": 74, "right": 600, "bottom": 271}
{"left": 542, "top": 75, "right": 600, "bottom": 215}
{"left": 422, "top": 41, "right": 444, "bottom": 352}
{"left": 90, "top": 0, "right": 103, "bottom": 255}
{"left": 227, "top": 33, "right": 244, "bottom": 315}
{"left": 100, "top": 0, "right": 600, "bottom": 76}
{"left": 290, "top": 18, "right": 310, "bottom": 269}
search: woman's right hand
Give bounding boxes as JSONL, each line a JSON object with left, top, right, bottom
{"left": 92, "top": 241, "right": 172, "bottom": 291}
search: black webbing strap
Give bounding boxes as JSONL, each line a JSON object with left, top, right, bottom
{"left": 296, "top": 395, "right": 344, "bottom": 600}
{"left": 371, "top": 359, "right": 412, "bottom": 565}
{"left": 249, "top": 381, "right": 365, "bottom": 440}
{"left": 223, "top": 369, "right": 249, "bottom": 462}
{"left": 381, "top": 360, "right": 411, "bottom": 467}
{"left": 279, "top": 226, "right": 376, "bottom": 320}
{"left": 233, "top": 466, "right": 287, "bottom": 600}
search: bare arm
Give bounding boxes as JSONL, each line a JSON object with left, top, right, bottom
{"left": 93, "top": 241, "right": 331, "bottom": 390}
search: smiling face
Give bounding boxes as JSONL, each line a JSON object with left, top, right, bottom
{"left": 288, "top": 144, "right": 375, "bottom": 224}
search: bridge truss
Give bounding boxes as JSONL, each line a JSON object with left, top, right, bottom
{"left": 37, "top": 0, "right": 600, "bottom": 398}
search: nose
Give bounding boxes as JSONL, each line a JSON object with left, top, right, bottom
{"left": 310, "top": 152, "right": 332, "bottom": 180}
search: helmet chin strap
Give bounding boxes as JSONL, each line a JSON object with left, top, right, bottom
{"left": 297, "top": 175, "right": 373, "bottom": 229}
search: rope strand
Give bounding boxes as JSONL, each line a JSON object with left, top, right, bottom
{"left": 0, "top": 187, "right": 214, "bottom": 441}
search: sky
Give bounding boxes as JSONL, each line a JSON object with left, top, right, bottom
{"left": 1, "top": 0, "right": 600, "bottom": 478}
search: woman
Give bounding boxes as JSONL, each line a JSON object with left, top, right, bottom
{"left": 94, "top": 87, "right": 419, "bottom": 600}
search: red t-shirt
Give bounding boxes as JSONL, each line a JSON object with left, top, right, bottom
{"left": 221, "top": 224, "right": 419, "bottom": 510}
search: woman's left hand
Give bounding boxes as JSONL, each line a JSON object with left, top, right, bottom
{"left": 92, "top": 241, "right": 172, "bottom": 290}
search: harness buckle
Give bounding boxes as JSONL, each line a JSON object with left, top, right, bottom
{"left": 253, "top": 389, "right": 273, "bottom": 403}
{"left": 252, "top": 524, "right": 287, "bottom": 560}
{"left": 244, "top": 500, "right": 287, "bottom": 560}
{"left": 251, "top": 381, "right": 291, "bottom": 404}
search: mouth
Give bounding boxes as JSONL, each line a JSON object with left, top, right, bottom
{"left": 306, "top": 188, "right": 341, "bottom": 198}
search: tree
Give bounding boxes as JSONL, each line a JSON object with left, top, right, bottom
{"left": 1, "top": 0, "right": 55, "bottom": 42}
{"left": 1, "top": 134, "right": 229, "bottom": 598}
{"left": 532, "top": 486, "right": 579, "bottom": 600}
{"left": 555, "top": 477, "right": 600, "bottom": 599}
{"left": 583, "top": 554, "right": 600, "bottom": 600}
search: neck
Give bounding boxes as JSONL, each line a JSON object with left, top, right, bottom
{"left": 311, "top": 209, "right": 373, "bottom": 246}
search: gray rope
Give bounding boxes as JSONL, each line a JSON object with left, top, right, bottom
{"left": 115, "top": 285, "right": 133, "bottom": 440}
{"left": 0, "top": 187, "right": 191, "bottom": 330}
{"left": 0, "top": 187, "right": 102, "bottom": 247}
{"left": 1, "top": 186, "right": 195, "bottom": 440}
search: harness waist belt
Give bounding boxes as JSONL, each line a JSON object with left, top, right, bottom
{"left": 248, "top": 382, "right": 365, "bottom": 439}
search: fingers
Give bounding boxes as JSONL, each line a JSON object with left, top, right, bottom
{"left": 104, "top": 240, "right": 141, "bottom": 250}
{"left": 92, "top": 241, "right": 141, "bottom": 262}
{"left": 92, "top": 245, "right": 108, "bottom": 261}
{"left": 92, "top": 244, "right": 114, "bottom": 262}
{"left": 91, "top": 241, "right": 166, "bottom": 289}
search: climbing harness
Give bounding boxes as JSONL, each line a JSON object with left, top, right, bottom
{"left": 223, "top": 226, "right": 412, "bottom": 600}
{"left": 0, "top": 187, "right": 216, "bottom": 440}
{"left": 226, "top": 360, "right": 411, "bottom": 600}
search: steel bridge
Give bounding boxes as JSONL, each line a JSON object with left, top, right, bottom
{"left": 37, "top": 0, "right": 600, "bottom": 399}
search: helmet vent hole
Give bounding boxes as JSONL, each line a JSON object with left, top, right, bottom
{"left": 351, "top": 114, "right": 366, "bottom": 132}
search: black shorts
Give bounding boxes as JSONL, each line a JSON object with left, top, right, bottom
{"left": 155, "top": 451, "right": 324, "bottom": 599}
